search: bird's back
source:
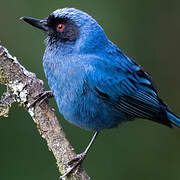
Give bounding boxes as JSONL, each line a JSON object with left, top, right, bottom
{"left": 43, "top": 40, "right": 176, "bottom": 130}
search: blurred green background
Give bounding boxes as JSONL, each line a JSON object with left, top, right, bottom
{"left": 0, "top": 0, "right": 180, "bottom": 179}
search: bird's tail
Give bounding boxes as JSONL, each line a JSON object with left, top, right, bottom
{"left": 166, "top": 110, "right": 180, "bottom": 127}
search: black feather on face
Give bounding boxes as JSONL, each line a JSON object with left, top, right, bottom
{"left": 46, "top": 15, "right": 80, "bottom": 43}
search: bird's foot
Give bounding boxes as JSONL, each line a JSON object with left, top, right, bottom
{"left": 28, "top": 90, "right": 53, "bottom": 108}
{"left": 68, "top": 152, "right": 87, "bottom": 166}
{"left": 59, "top": 152, "right": 87, "bottom": 179}
{"left": 60, "top": 132, "right": 98, "bottom": 179}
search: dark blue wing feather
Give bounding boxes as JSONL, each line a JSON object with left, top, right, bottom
{"left": 88, "top": 46, "right": 168, "bottom": 123}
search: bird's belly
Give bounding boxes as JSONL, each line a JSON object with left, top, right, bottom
{"left": 43, "top": 61, "right": 130, "bottom": 130}
{"left": 55, "top": 90, "right": 128, "bottom": 131}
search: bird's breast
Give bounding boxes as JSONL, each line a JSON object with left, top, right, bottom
{"left": 42, "top": 50, "right": 129, "bottom": 130}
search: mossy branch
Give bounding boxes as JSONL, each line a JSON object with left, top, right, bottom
{"left": 0, "top": 43, "right": 90, "bottom": 180}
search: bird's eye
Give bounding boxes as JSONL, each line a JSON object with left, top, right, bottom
{"left": 57, "top": 24, "right": 65, "bottom": 31}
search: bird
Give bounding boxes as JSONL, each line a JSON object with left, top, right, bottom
{"left": 21, "top": 8, "right": 180, "bottom": 178}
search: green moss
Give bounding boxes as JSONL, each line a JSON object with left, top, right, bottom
{"left": 0, "top": 68, "right": 10, "bottom": 117}
{"left": 0, "top": 68, "right": 8, "bottom": 85}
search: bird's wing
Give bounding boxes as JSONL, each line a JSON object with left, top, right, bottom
{"left": 86, "top": 51, "right": 165, "bottom": 120}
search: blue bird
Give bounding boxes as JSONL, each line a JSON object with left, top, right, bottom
{"left": 21, "top": 8, "right": 180, "bottom": 178}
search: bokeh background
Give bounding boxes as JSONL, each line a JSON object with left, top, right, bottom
{"left": 0, "top": 0, "right": 180, "bottom": 179}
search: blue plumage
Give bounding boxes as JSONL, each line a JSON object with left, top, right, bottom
{"left": 23, "top": 8, "right": 180, "bottom": 130}
{"left": 41, "top": 8, "right": 180, "bottom": 130}
{"left": 22, "top": 8, "right": 180, "bottom": 178}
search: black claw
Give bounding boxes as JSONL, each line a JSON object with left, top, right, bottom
{"left": 60, "top": 132, "right": 99, "bottom": 179}
{"left": 28, "top": 90, "right": 53, "bottom": 108}
{"left": 67, "top": 152, "right": 86, "bottom": 166}
{"left": 59, "top": 152, "right": 87, "bottom": 179}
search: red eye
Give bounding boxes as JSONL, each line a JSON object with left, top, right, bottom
{"left": 57, "top": 24, "right": 65, "bottom": 31}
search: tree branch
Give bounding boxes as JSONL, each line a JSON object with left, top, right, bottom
{"left": 0, "top": 43, "right": 90, "bottom": 180}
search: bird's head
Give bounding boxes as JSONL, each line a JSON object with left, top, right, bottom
{"left": 21, "top": 8, "right": 108, "bottom": 52}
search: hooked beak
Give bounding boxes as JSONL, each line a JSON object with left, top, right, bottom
{"left": 20, "top": 17, "right": 48, "bottom": 32}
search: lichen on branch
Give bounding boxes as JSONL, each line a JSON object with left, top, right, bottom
{"left": 0, "top": 44, "right": 90, "bottom": 180}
